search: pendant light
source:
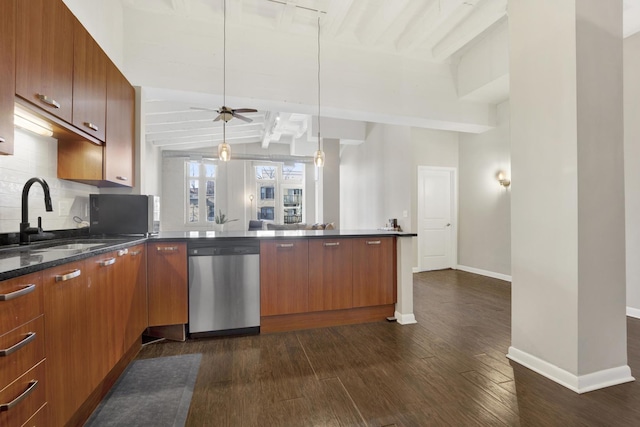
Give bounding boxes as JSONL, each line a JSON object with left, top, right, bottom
{"left": 218, "top": 0, "right": 231, "bottom": 161}
{"left": 313, "top": 15, "right": 325, "bottom": 168}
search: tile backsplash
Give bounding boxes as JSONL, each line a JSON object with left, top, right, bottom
{"left": 0, "top": 129, "right": 97, "bottom": 233}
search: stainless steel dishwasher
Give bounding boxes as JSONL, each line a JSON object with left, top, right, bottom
{"left": 188, "top": 239, "right": 260, "bottom": 337}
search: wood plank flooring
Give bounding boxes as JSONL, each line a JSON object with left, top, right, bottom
{"left": 136, "top": 269, "right": 640, "bottom": 426}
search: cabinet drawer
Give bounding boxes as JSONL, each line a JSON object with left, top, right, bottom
{"left": 0, "top": 273, "right": 43, "bottom": 334}
{"left": 0, "top": 360, "right": 46, "bottom": 427}
{"left": 0, "top": 316, "right": 45, "bottom": 389}
{"left": 20, "top": 402, "right": 47, "bottom": 427}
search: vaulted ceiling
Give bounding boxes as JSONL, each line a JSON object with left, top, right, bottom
{"left": 103, "top": 0, "right": 640, "bottom": 153}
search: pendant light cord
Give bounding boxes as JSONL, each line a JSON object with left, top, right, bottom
{"left": 317, "top": 15, "right": 321, "bottom": 151}
{"left": 223, "top": 0, "right": 226, "bottom": 107}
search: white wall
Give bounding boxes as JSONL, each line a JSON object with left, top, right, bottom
{"left": 458, "top": 101, "right": 511, "bottom": 277}
{"left": 0, "top": 130, "right": 97, "bottom": 233}
{"left": 625, "top": 32, "right": 640, "bottom": 315}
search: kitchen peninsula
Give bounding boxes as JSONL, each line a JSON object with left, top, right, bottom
{"left": 0, "top": 229, "right": 415, "bottom": 426}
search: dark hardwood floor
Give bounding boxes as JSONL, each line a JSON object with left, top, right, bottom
{"left": 137, "top": 270, "right": 640, "bottom": 426}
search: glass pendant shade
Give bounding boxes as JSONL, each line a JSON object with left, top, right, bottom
{"left": 314, "top": 148, "right": 325, "bottom": 167}
{"left": 218, "top": 142, "right": 231, "bottom": 161}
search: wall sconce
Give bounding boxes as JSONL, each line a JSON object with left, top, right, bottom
{"left": 497, "top": 171, "right": 511, "bottom": 188}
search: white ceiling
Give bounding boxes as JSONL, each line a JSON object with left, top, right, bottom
{"left": 116, "top": 0, "right": 640, "bottom": 153}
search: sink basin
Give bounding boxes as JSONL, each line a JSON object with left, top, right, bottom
{"left": 43, "top": 243, "right": 106, "bottom": 251}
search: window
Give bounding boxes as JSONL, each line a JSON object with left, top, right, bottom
{"left": 254, "top": 163, "right": 305, "bottom": 223}
{"left": 186, "top": 160, "right": 216, "bottom": 224}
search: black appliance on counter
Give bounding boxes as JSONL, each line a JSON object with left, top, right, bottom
{"left": 89, "top": 194, "right": 160, "bottom": 235}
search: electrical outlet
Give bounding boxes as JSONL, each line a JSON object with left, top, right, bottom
{"left": 58, "top": 200, "right": 70, "bottom": 217}
{"left": 402, "top": 210, "right": 408, "bottom": 218}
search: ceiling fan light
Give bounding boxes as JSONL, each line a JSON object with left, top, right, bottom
{"left": 218, "top": 141, "right": 231, "bottom": 161}
{"left": 314, "top": 149, "right": 325, "bottom": 167}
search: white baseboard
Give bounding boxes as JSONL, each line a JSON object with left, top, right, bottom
{"left": 627, "top": 307, "right": 640, "bottom": 319}
{"left": 507, "top": 346, "right": 635, "bottom": 393}
{"left": 457, "top": 265, "right": 512, "bottom": 282}
{"left": 394, "top": 311, "right": 417, "bottom": 325}
{"left": 412, "top": 267, "right": 420, "bottom": 273}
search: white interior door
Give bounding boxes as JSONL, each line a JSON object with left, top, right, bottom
{"left": 417, "top": 167, "right": 456, "bottom": 271}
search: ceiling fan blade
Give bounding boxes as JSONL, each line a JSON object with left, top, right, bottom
{"left": 190, "top": 106, "right": 217, "bottom": 112}
{"left": 213, "top": 115, "right": 222, "bottom": 122}
{"left": 233, "top": 108, "right": 258, "bottom": 113}
{"left": 233, "top": 113, "right": 253, "bottom": 123}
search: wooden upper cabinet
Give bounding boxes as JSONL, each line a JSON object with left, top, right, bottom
{"left": 16, "top": 0, "right": 74, "bottom": 122}
{"left": 0, "top": 0, "right": 15, "bottom": 155}
{"left": 308, "top": 239, "right": 353, "bottom": 312}
{"left": 352, "top": 237, "right": 396, "bottom": 307}
{"left": 260, "top": 240, "right": 309, "bottom": 316}
{"left": 105, "top": 62, "right": 135, "bottom": 186}
{"left": 72, "top": 19, "right": 107, "bottom": 142}
{"left": 147, "top": 243, "right": 188, "bottom": 327}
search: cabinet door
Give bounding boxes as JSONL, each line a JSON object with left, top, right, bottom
{"left": 43, "top": 261, "right": 90, "bottom": 427}
{"left": 16, "top": 0, "right": 74, "bottom": 122}
{"left": 85, "top": 252, "right": 120, "bottom": 382}
{"left": 147, "top": 243, "right": 188, "bottom": 327}
{"left": 123, "top": 245, "right": 148, "bottom": 348}
{"left": 352, "top": 237, "right": 396, "bottom": 307}
{"left": 105, "top": 62, "right": 135, "bottom": 186}
{"left": 72, "top": 19, "right": 107, "bottom": 141}
{"left": 308, "top": 239, "right": 353, "bottom": 311}
{"left": 260, "top": 240, "right": 309, "bottom": 316}
{"left": 0, "top": 0, "right": 15, "bottom": 155}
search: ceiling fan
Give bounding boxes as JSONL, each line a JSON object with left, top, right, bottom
{"left": 194, "top": 0, "right": 257, "bottom": 125}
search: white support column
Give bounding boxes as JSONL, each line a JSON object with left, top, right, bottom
{"left": 395, "top": 236, "right": 417, "bottom": 325}
{"left": 508, "top": 0, "right": 633, "bottom": 393}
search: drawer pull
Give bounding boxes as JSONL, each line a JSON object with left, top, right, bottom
{"left": 277, "top": 243, "right": 294, "bottom": 248}
{"left": 0, "top": 284, "right": 35, "bottom": 301}
{"left": 0, "top": 380, "right": 38, "bottom": 412}
{"left": 0, "top": 332, "right": 36, "bottom": 357}
{"left": 323, "top": 242, "right": 340, "bottom": 247}
{"left": 37, "top": 94, "right": 60, "bottom": 109}
{"left": 366, "top": 240, "right": 381, "bottom": 245}
{"left": 130, "top": 250, "right": 142, "bottom": 256}
{"left": 117, "top": 249, "right": 129, "bottom": 257}
{"left": 84, "top": 122, "right": 99, "bottom": 132}
{"left": 55, "top": 269, "right": 81, "bottom": 282}
{"left": 99, "top": 258, "right": 116, "bottom": 267}
{"left": 116, "top": 176, "right": 129, "bottom": 181}
{"left": 157, "top": 246, "right": 179, "bottom": 252}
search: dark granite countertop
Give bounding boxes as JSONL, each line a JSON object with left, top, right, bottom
{"left": 149, "top": 229, "right": 417, "bottom": 241}
{"left": 0, "top": 229, "right": 416, "bottom": 281}
{"left": 0, "top": 236, "right": 147, "bottom": 281}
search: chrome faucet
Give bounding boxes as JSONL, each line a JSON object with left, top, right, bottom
{"left": 20, "top": 177, "right": 53, "bottom": 245}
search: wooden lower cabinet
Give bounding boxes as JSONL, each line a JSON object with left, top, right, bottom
{"left": 0, "top": 360, "right": 47, "bottom": 427}
{"left": 43, "top": 260, "right": 91, "bottom": 427}
{"left": 123, "top": 245, "right": 148, "bottom": 349}
{"left": 352, "top": 237, "right": 396, "bottom": 307}
{"left": 260, "top": 240, "right": 309, "bottom": 316}
{"left": 147, "top": 243, "right": 187, "bottom": 327}
{"left": 308, "top": 239, "right": 353, "bottom": 311}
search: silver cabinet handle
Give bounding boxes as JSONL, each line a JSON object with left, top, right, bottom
{"left": 0, "top": 380, "right": 38, "bottom": 412}
{"left": 0, "top": 332, "right": 36, "bottom": 357}
{"left": 55, "top": 269, "right": 81, "bottom": 282}
{"left": 323, "top": 242, "right": 340, "bottom": 247}
{"left": 0, "top": 137, "right": 5, "bottom": 143}
{"left": 117, "top": 249, "right": 129, "bottom": 257}
{"left": 130, "top": 250, "right": 142, "bottom": 256}
{"left": 37, "top": 94, "right": 60, "bottom": 109}
{"left": 116, "top": 176, "right": 128, "bottom": 181}
{"left": 84, "top": 122, "right": 99, "bottom": 132}
{"left": 99, "top": 258, "right": 116, "bottom": 267}
{"left": 277, "top": 243, "right": 294, "bottom": 248}
{"left": 157, "top": 246, "right": 179, "bottom": 252}
{"left": 0, "top": 284, "right": 35, "bottom": 301}
{"left": 366, "top": 240, "right": 381, "bottom": 245}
